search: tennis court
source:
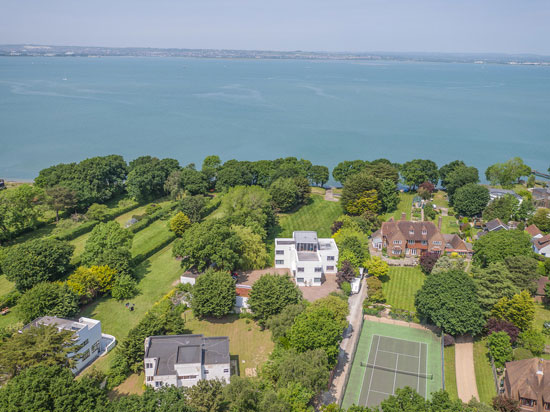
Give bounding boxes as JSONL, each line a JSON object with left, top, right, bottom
{"left": 342, "top": 319, "right": 442, "bottom": 409}
{"left": 358, "top": 335, "right": 429, "bottom": 407}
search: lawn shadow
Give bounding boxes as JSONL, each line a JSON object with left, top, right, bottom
{"left": 133, "top": 259, "right": 152, "bottom": 283}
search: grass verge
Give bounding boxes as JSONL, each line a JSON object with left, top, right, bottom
{"left": 473, "top": 337, "right": 496, "bottom": 404}
{"left": 444, "top": 345, "right": 458, "bottom": 400}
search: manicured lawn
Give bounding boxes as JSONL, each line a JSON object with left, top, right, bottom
{"left": 440, "top": 216, "right": 459, "bottom": 234}
{"left": 473, "top": 337, "right": 496, "bottom": 404}
{"left": 184, "top": 312, "right": 274, "bottom": 374}
{"left": 69, "top": 231, "right": 92, "bottom": 260}
{"left": 432, "top": 191, "right": 449, "bottom": 209}
{"left": 80, "top": 243, "right": 181, "bottom": 372}
{"left": 534, "top": 303, "right": 550, "bottom": 345}
{"left": 0, "top": 275, "right": 14, "bottom": 296}
{"left": 310, "top": 187, "right": 326, "bottom": 195}
{"left": 110, "top": 373, "right": 145, "bottom": 398}
{"left": 381, "top": 266, "right": 425, "bottom": 312}
{"left": 114, "top": 199, "right": 172, "bottom": 226}
{"left": 383, "top": 192, "right": 415, "bottom": 221}
{"left": 0, "top": 275, "right": 18, "bottom": 329}
{"left": 130, "top": 218, "right": 173, "bottom": 258}
{"left": 277, "top": 194, "right": 342, "bottom": 238}
{"left": 444, "top": 345, "right": 458, "bottom": 401}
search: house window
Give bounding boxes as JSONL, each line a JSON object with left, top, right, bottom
{"left": 81, "top": 349, "right": 90, "bottom": 361}
{"left": 433, "top": 241, "right": 442, "bottom": 245}
{"left": 147, "top": 376, "right": 153, "bottom": 382}
{"left": 183, "top": 375, "right": 198, "bottom": 380}
{"left": 543, "top": 401, "right": 550, "bottom": 410}
{"left": 91, "top": 340, "right": 100, "bottom": 353}
{"left": 275, "top": 260, "right": 284, "bottom": 265}
{"left": 409, "top": 230, "right": 414, "bottom": 235}
{"left": 327, "top": 256, "right": 335, "bottom": 261}
{"left": 392, "top": 249, "right": 401, "bottom": 255}
{"left": 393, "top": 240, "right": 402, "bottom": 245}
{"left": 297, "top": 278, "right": 304, "bottom": 283}
{"left": 297, "top": 267, "right": 304, "bottom": 272}
{"left": 146, "top": 363, "right": 153, "bottom": 369}
{"left": 204, "top": 370, "right": 209, "bottom": 374}
{"left": 80, "top": 339, "right": 89, "bottom": 347}
{"left": 223, "top": 368, "right": 229, "bottom": 373}
{"left": 155, "top": 382, "right": 161, "bottom": 387}
{"left": 407, "top": 240, "right": 414, "bottom": 245}
{"left": 314, "top": 267, "right": 322, "bottom": 272}
{"left": 276, "top": 250, "right": 284, "bottom": 255}
{"left": 422, "top": 230, "right": 427, "bottom": 235}
{"left": 410, "top": 249, "right": 417, "bottom": 255}
{"left": 421, "top": 240, "right": 427, "bottom": 245}
{"left": 520, "top": 398, "right": 536, "bottom": 407}
{"left": 326, "top": 266, "right": 334, "bottom": 271}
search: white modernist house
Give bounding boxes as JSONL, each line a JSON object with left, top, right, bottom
{"left": 274, "top": 231, "right": 339, "bottom": 286}
{"left": 25, "top": 316, "right": 113, "bottom": 374}
{"left": 144, "top": 334, "right": 230, "bottom": 389}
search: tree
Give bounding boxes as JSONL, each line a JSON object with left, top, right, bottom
{"left": 400, "top": 159, "right": 439, "bottom": 189}
{"left": 67, "top": 265, "right": 116, "bottom": 301}
{"left": 126, "top": 157, "right": 179, "bottom": 202}
{"left": 473, "top": 262, "right": 519, "bottom": 315}
{"left": 164, "top": 170, "right": 185, "bottom": 199}
{"left": 231, "top": 225, "right": 268, "bottom": 270}
{"left": 0, "top": 324, "right": 79, "bottom": 381}
{"left": 332, "top": 160, "right": 367, "bottom": 185}
{"left": 365, "top": 256, "right": 389, "bottom": 278}
{"left": 419, "top": 252, "right": 439, "bottom": 274}
{"left": 504, "top": 256, "right": 540, "bottom": 294}
{"left": 179, "top": 195, "right": 210, "bottom": 223}
{"left": 0, "top": 365, "right": 108, "bottom": 412}
{"left": 311, "top": 295, "right": 349, "bottom": 325}
{"left": 414, "top": 270, "right": 485, "bottom": 336}
{"left": 517, "top": 329, "right": 545, "bottom": 356}
{"left": 346, "top": 190, "right": 380, "bottom": 216}
{"left": 309, "top": 165, "right": 329, "bottom": 187}
{"left": 485, "top": 318, "right": 520, "bottom": 344}
{"left": 202, "top": 155, "right": 222, "bottom": 190}
{"left": 180, "top": 166, "right": 209, "bottom": 195}
{"left": 530, "top": 208, "right": 550, "bottom": 233}
{"left": 431, "top": 255, "right": 465, "bottom": 275}
{"left": 170, "top": 212, "right": 192, "bottom": 237}
{"left": 288, "top": 304, "right": 347, "bottom": 365}
{"left": 184, "top": 379, "right": 227, "bottom": 412}
{"left": 81, "top": 221, "right": 134, "bottom": 276}
{"left": 215, "top": 160, "right": 254, "bottom": 190}
{"left": 269, "top": 178, "right": 302, "bottom": 212}
{"left": 2, "top": 238, "right": 74, "bottom": 292}
{"left": 332, "top": 227, "right": 369, "bottom": 265}
{"left": 0, "top": 184, "right": 45, "bottom": 242}
{"left": 341, "top": 171, "right": 381, "bottom": 214}
{"left": 452, "top": 183, "right": 490, "bottom": 217}
{"left": 378, "top": 179, "right": 399, "bottom": 213}
{"left": 444, "top": 165, "right": 479, "bottom": 204}
{"left": 491, "top": 290, "right": 535, "bottom": 331}
{"left": 222, "top": 376, "right": 262, "bottom": 412}
{"left": 110, "top": 386, "right": 196, "bottom": 412}
{"left": 192, "top": 270, "right": 236, "bottom": 318}
{"left": 483, "top": 194, "right": 519, "bottom": 222}
{"left": 473, "top": 229, "right": 532, "bottom": 268}
{"left": 248, "top": 274, "right": 302, "bottom": 325}
{"left": 419, "top": 181, "right": 435, "bottom": 194}
{"left": 265, "top": 303, "right": 307, "bottom": 342}
{"left": 86, "top": 203, "right": 109, "bottom": 221}
{"left": 173, "top": 219, "right": 242, "bottom": 271}
{"left": 111, "top": 273, "right": 139, "bottom": 300}
{"left": 45, "top": 186, "right": 77, "bottom": 222}
{"left": 16, "top": 282, "right": 80, "bottom": 324}
{"left": 486, "top": 157, "right": 531, "bottom": 188}
{"left": 336, "top": 260, "right": 356, "bottom": 287}
{"left": 487, "top": 331, "right": 513, "bottom": 368}
{"left": 492, "top": 396, "right": 520, "bottom": 412}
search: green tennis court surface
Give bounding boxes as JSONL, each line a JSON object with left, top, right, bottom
{"left": 359, "top": 335, "right": 429, "bottom": 407}
{"left": 342, "top": 320, "right": 442, "bottom": 409}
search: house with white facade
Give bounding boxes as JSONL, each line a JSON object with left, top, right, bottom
{"left": 274, "top": 231, "right": 338, "bottom": 287}
{"left": 144, "top": 334, "right": 230, "bottom": 389}
{"left": 488, "top": 188, "right": 523, "bottom": 204}
{"left": 25, "top": 316, "right": 113, "bottom": 374}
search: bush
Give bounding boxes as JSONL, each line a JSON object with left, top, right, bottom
{"left": 443, "top": 335, "right": 455, "bottom": 347}
{"left": 485, "top": 318, "right": 520, "bottom": 344}
{"left": 517, "top": 329, "right": 545, "bottom": 356}
{"left": 513, "top": 347, "right": 534, "bottom": 361}
{"left": 16, "top": 282, "right": 80, "bottom": 324}
{"left": 419, "top": 252, "right": 439, "bottom": 274}
{"left": 487, "top": 331, "right": 513, "bottom": 368}
{"left": 363, "top": 305, "right": 384, "bottom": 317}
{"left": 111, "top": 273, "right": 139, "bottom": 300}
{"left": 340, "top": 281, "right": 351, "bottom": 296}
{"left": 127, "top": 203, "right": 176, "bottom": 234}
{"left": 0, "top": 289, "right": 21, "bottom": 308}
{"left": 145, "top": 203, "right": 160, "bottom": 215}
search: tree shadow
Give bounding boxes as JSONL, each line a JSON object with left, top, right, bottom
{"left": 133, "top": 259, "right": 152, "bottom": 283}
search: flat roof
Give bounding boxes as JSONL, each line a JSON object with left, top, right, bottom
{"left": 293, "top": 231, "right": 318, "bottom": 244}
{"left": 297, "top": 252, "right": 320, "bottom": 261}
{"left": 25, "top": 316, "right": 85, "bottom": 332}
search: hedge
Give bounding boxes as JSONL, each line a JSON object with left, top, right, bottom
{"left": 127, "top": 202, "right": 177, "bottom": 234}
{"left": 132, "top": 233, "right": 176, "bottom": 267}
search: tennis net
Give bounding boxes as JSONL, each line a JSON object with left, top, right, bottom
{"left": 360, "top": 362, "right": 433, "bottom": 380}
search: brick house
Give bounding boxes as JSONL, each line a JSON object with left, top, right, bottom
{"left": 371, "top": 215, "right": 472, "bottom": 257}
{"left": 503, "top": 358, "right": 550, "bottom": 411}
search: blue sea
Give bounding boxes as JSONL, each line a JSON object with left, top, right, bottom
{"left": 0, "top": 57, "right": 549, "bottom": 181}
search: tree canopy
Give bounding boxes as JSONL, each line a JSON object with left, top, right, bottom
{"left": 191, "top": 270, "right": 236, "bottom": 318}
{"left": 452, "top": 183, "right": 490, "bottom": 217}
{"left": 399, "top": 159, "right": 439, "bottom": 189}
{"left": 16, "top": 282, "right": 80, "bottom": 324}
{"left": 126, "top": 156, "right": 180, "bottom": 202}
{"left": 473, "top": 229, "right": 532, "bottom": 267}
{"left": 0, "top": 184, "right": 45, "bottom": 242}
{"left": 485, "top": 157, "right": 531, "bottom": 188}
{"left": 248, "top": 274, "right": 302, "bottom": 325}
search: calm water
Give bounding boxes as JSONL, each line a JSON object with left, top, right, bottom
{"left": 1, "top": 57, "right": 549, "bottom": 181}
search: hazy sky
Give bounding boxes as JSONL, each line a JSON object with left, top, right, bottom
{"left": 1, "top": 0, "right": 550, "bottom": 54}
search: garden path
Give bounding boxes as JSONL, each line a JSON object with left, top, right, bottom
{"left": 455, "top": 336, "right": 479, "bottom": 402}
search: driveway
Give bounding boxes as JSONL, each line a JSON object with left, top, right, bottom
{"left": 455, "top": 336, "right": 479, "bottom": 402}
{"left": 235, "top": 268, "right": 290, "bottom": 286}
{"left": 299, "top": 274, "right": 339, "bottom": 302}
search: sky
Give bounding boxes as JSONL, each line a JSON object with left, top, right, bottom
{"left": 1, "top": 0, "right": 550, "bottom": 55}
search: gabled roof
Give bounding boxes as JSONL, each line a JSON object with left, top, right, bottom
{"left": 505, "top": 358, "right": 550, "bottom": 400}
{"left": 485, "top": 218, "right": 508, "bottom": 232}
{"left": 443, "top": 234, "right": 471, "bottom": 252}
{"left": 526, "top": 224, "right": 543, "bottom": 238}
{"left": 534, "top": 234, "right": 550, "bottom": 250}
{"left": 380, "top": 220, "right": 440, "bottom": 241}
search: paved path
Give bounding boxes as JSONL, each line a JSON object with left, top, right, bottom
{"left": 319, "top": 277, "right": 368, "bottom": 405}
{"left": 455, "top": 336, "right": 479, "bottom": 402}
{"left": 325, "top": 188, "right": 339, "bottom": 202}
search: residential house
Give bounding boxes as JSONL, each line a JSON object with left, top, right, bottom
{"left": 488, "top": 188, "right": 523, "bottom": 204}
{"left": 234, "top": 284, "right": 251, "bottom": 313}
{"left": 503, "top": 358, "right": 550, "bottom": 412}
{"left": 485, "top": 218, "right": 509, "bottom": 232}
{"left": 24, "top": 316, "right": 114, "bottom": 374}
{"left": 144, "top": 334, "right": 230, "bottom": 389}
{"left": 533, "top": 235, "right": 550, "bottom": 257}
{"left": 371, "top": 216, "right": 472, "bottom": 257}
{"left": 274, "top": 231, "right": 338, "bottom": 287}
{"left": 526, "top": 224, "right": 544, "bottom": 239}
{"left": 535, "top": 277, "right": 549, "bottom": 303}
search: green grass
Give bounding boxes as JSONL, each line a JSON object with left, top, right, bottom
{"left": 69, "top": 232, "right": 92, "bottom": 260}
{"left": 534, "top": 303, "right": 550, "bottom": 345}
{"left": 0, "top": 275, "right": 15, "bottom": 296}
{"left": 440, "top": 216, "right": 459, "bottom": 234}
{"left": 444, "top": 345, "right": 458, "bottom": 400}
{"left": 130, "top": 218, "right": 173, "bottom": 258}
{"left": 432, "top": 191, "right": 450, "bottom": 209}
{"left": 473, "top": 338, "right": 496, "bottom": 404}
{"left": 184, "top": 312, "right": 274, "bottom": 373}
{"left": 381, "top": 267, "right": 426, "bottom": 312}
{"left": 383, "top": 192, "right": 415, "bottom": 221}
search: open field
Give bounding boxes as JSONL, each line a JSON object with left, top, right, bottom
{"left": 184, "top": 312, "right": 274, "bottom": 374}
{"left": 383, "top": 192, "right": 415, "bottom": 221}
{"left": 473, "top": 338, "right": 496, "bottom": 404}
{"left": 277, "top": 194, "right": 342, "bottom": 238}
{"left": 382, "top": 267, "right": 425, "bottom": 312}
{"left": 444, "top": 345, "right": 458, "bottom": 400}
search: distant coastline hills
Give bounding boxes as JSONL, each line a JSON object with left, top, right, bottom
{"left": 1, "top": 44, "right": 550, "bottom": 65}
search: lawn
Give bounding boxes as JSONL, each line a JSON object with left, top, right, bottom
{"left": 440, "top": 216, "right": 459, "bottom": 234}
{"left": 534, "top": 303, "right": 550, "bottom": 345}
{"left": 310, "top": 187, "right": 326, "bottom": 195}
{"left": 69, "top": 231, "right": 92, "bottom": 260}
{"left": 183, "top": 312, "right": 274, "bottom": 374}
{"left": 473, "top": 337, "right": 496, "bottom": 404}
{"left": 444, "top": 345, "right": 458, "bottom": 401}
{"left": 80, "top": 243, "right": 181, "bottom": 372}
{"left": 277, "top": 194, "right": 342, "bottom": 238}
{"left": 0, "top": 275, "right": 14, "bottom": 296}
{"left": 383, "top": 192, "right": 415, "bottom": 221}
{"left": 432, "top": 191, "right": 449, "bottom": 209}
{"left": 381, "top": 266, "right": 425, "bottom": 312}
{"left": 130, "top": 218, "right": 173, "bottom": 258}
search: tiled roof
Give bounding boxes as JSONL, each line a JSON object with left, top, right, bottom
{"left": 505, "top": 358, "right": 550, "bottom": 401}
{"left": 536, "top": 277, "right": 549, "bottom": 296}
{"left": 526, "top": 224, "right": 543, "bottom": 238}
{"left": 235, "top": 287, "right": 251, "bottom": 298}
{"left": 534, "top": 234, "right": 550, "bottom": 250}
{"left": 485, "top": 218, "right": 508, "bottom": 231}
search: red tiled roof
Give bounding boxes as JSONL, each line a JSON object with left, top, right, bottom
{"left": 534, "top": 234, "right": 550, "bottom": 250}
{"left": 526, "top": 224, "right": 543, "bottom": 238}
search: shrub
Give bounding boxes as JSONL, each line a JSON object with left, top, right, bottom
{"left": 487, "top": 331, "right": 513, "bottom": 368}
{"left": 443, "top": 335, "right": 455, "bottom": 347}
{"left": 485, "top": 318, "right": 520, "bottom": 344}
{"left": 517, "top": 329, "right": 545, "bottom": 356}
{"left": 419, "top": 252, "right": 439, "bottom": 274}
{"left": 145, "top": 203, "right": 160, "bottom": 215}
{"left": 0, "top": 290, "right": 21, "bottom": 308}
{"left": 86, "top": 203, "right": 109, "bottom": 221}
{"left": 169, "top": 212, "right": 191, "bottom": 237}
{"left": 111, "top": 273, "right": 139, "bottom": 300}
{"left": 513, "top": 347, "right": 534, "bottom": 361}
{"left": 340, "top": 281, "right": 351, "bottom": 296}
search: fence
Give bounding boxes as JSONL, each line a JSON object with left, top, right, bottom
{"left": 338, "top": 317, "right": 365, "bottom": 406}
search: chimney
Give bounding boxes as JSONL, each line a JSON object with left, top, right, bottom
{"left": 438, "top": 216, "right": 442, "bottom": 230}
{"left": 401, "top": 213, "right": 406, "bottom": 221}
{"left": 536, "top": 359, "right": 544, "bottom": 384}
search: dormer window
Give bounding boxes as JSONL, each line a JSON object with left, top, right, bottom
{"left": 520, "top": 397, "right": 536, "bottom": 407}
{"left": 422, "top": 229, "right": 427, "bottom": 235}
{"left": 409, "top": 230, "right": 414, "bottom": 235}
